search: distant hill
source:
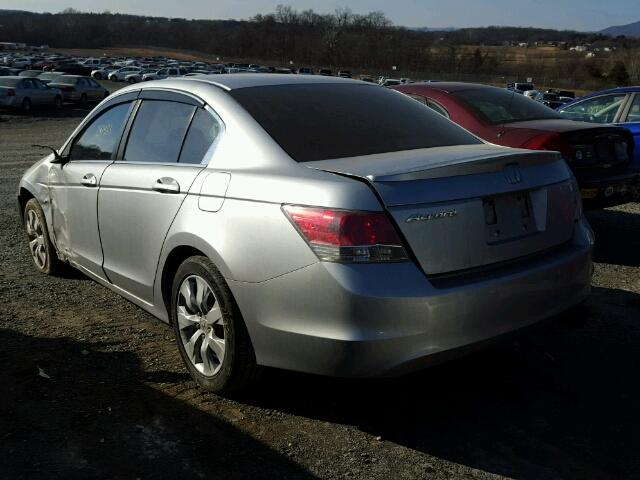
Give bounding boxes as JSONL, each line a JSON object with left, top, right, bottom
{"left": 601, "top": 20, "right": 640, "bottom": 37}
{"left": 412, "top": 27, "right": 458, "bottom": 32}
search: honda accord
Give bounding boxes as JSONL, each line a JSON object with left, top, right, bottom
{"left": 18, "top": 75, "right": 593, "bottom": 393}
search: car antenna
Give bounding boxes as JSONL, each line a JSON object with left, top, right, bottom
{"left": 498, "top": 89, "right": 515, "bottom": 138}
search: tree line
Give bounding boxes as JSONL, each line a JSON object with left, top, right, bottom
{"left": 1, "top": 6, "right": 638, "bottom": 87}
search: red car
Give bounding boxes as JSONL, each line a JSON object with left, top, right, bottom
{"left": 394, "top": 82, "right": 640, "bottom": 208}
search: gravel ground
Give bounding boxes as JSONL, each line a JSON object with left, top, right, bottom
{"left": 1, "top": 95, "right": 639, "bottom": 480}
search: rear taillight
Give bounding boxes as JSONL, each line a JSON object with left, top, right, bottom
{"left": 6, "top": 89, "right": 15, "bottom": 96}
{"left": 523, "top": 132, "right": 571, "bottom": 158}
{"left": 283, "top": 205, "right": 408, "bottom": 263}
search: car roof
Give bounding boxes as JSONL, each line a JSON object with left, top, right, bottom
{"left": 169, "top": 73, "right": 366, "bottom": 91}
{"left": 569, "top": 86, "right": 640, "bottom": 99}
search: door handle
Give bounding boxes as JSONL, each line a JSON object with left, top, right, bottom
{"left": 81, "top": 173, "right": 97, "bottom": 187}
{"left": 152, "top": 177, "right": 180, "bottom": 194}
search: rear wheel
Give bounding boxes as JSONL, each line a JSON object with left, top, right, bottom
{"left": 93, "top": 72, "right": 103, "bottom": 80}
{"left": 24, "top": 198, "right": 63, "bottom": 275}
{"left": 127, "top": 77, "right": 136, "bottom": 84}
{"left": 171, "top": 256, "right": 260, "bottom": 394}
{"left": 21, "top": 98, "right": 31, "bottom": 113}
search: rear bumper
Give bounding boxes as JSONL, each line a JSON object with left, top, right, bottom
{"left": 61, "top": 92, "right": 81, "bottom": 102}
{"left": 229, "top": 218, "right": 594, "bottom": 378}
{"left": 0, "top": 96, "right": 20, "bottom": 108}
{"left": 575, "top": 167, "right": 640, "bottom": 207}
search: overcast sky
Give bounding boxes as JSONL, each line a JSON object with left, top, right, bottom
{"left": 2, "top": 0, "right": 639, "bottom": 31}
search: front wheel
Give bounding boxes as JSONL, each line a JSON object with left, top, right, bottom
{"left": 24, "top": 198, "right": 63, "bottom": 275}
{"left": 171, "top": 256, "right": 260, "bottom": 394}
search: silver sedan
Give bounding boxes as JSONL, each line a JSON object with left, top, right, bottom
{"left": 0, "top": 76, "right": 63, "bottom": 112}
{"left": 47, "top": 75, "right": 109, "bottom": 105}
{"left": 18, "top": 75, "right": 593, "bottom": 393}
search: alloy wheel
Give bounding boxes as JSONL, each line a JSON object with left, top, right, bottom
{"left": 25, "top": 209, "right": 46, "bottom": 269}
{"left": 177, "top": 275, "right": 226, "bottom": 376}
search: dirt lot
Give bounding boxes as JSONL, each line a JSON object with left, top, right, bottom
{"left": 1, "top": 96, "right": 639, "bottom": 480}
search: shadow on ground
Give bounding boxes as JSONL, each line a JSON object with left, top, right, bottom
{"left": 243, "top": 285, "right": 640, "bottom": 480}
{"left": 587, "top": 207, "right": 640, "bottom": 267}
{"left": 0, "top": 328, "right": 317, "bottom": 480}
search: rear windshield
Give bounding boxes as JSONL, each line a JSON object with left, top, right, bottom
{"left": 54, "top": 76, "right": 77, "bottom": 83}
{"left": 230, "top": 83, "right": 481, "bottom": 162}
{"left": 454, "top": 87, "right": 561, "bottom": 125}
{"left": 0, "top": 78, "right": 20, "bottom": 87}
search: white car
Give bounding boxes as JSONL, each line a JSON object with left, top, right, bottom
{"left": 124, "top": 69, "right": 157, "bottom": 84}
{"left": 142, "top": 67, "right": 187, "bottom": 81}
{"left": 108, "top": 66, "right": 142, "bottom": 82}
{"left": 91, "top": 67, "right": 117, "bottom": 81}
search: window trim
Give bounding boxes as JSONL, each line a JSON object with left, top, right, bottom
{"left": 619, "top": 92, "right": 638, "bottom": 123}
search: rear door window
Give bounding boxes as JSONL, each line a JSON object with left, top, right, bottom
{"left": 179, "top": 108, "right": 222, "bottom": 164}
{"left": 124, "top": 100, "right": 195, "bottom": 164}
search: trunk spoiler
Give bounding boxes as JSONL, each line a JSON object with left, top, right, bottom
{"left": 305, "top": 145, "right": 563, "bottom": 182}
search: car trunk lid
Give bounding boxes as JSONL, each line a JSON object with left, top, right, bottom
{"left": 306, "top": 145, "right": 576, "bottom": 275}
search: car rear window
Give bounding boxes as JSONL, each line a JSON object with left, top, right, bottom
{"left": 453, "top": 87, "right": 561, "bottom": 125}
{"left": 0, "top": 78, "right": 21, "bottom": 87}
{"left": 55, "top": 76, "right": 76, "bottom": 84}
{"left": 230, "top": 83, "right": 481, "bottom": 162}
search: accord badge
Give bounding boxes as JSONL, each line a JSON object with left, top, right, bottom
{"left": 406, "top": 210, "right": 457, "bottom": 223}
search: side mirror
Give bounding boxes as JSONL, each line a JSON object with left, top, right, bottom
{"left": 32, "top": 144, "right": 69, "bottom": 165}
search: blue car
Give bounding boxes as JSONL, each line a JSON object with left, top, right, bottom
{"left": 557, "top": 87, "right": 640, "bottom": 167}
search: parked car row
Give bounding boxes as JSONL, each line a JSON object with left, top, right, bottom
{"left": 395, "top": 82, "right": 640, "bottom": 207}
{"left": 0, "top": 73, "right": 109, "bottom": 112}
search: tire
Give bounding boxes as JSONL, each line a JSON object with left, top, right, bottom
{"left": 127, "top": 77, "right": 136, "bottom": 84}
{"left": 21, "top": 98, "right": 31, "bottom": 113}
{"left": 80, "top": 94, "right": 87, "bottom": 106}
{"left": 171, "top": 256, "right": 260, "bottom": 394}
{"left": 54, "top": 96, "right": 62, "bottom": 109}
{"left": 24, "top": 198, "right": 63, "bottom": 275}
{"left": 93, "top": 72, "right": 102, "bottom": 80}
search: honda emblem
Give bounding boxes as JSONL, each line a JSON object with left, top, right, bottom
{"left": 503, "top": 164, "right": 522, "bottom": 184}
